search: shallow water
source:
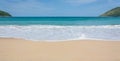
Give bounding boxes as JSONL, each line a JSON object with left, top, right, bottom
{"left": 0, "top": 17, "right": 120, "bottom": 41}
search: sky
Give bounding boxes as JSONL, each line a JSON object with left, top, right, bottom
{"left": 0, "top": 0, "right": 120, "bottom": 17}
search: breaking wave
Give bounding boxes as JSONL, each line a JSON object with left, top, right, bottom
{"left": 0, "top": 25, "right": 120, "bottom": 41}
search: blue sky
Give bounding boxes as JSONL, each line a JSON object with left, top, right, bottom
{"left": 0, "top": 0, "right": 120, "bottom": 17}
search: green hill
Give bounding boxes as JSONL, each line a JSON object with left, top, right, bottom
{"left": 100, "top": 7, "right": 120, "bottom": 17}
{"left": 0, "top": 10, "right": 12, "bottom": 17}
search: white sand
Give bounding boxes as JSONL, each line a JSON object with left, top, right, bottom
{"left": 0, "top": 38, "right": 120, "bottom": 61}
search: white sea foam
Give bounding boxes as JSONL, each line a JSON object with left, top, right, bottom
{"left": 0, "top": 25, "right": 120, "bottom": 41}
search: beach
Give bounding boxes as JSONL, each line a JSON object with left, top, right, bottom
{"left": 0, "top": 38, "right": 120, "bottom": 61}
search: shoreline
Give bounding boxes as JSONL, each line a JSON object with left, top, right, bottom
{"left": 0, "top": 37, "right": 120, "bottom": 42}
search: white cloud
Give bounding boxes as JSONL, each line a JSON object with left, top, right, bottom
{"left": 0, "top": 0, "right": 54, "bottom": 16}
{"left": 107, "top": 0, "right": 115, "bottom": 3}
{"left": 64, "top": 0, "right": 97, "bottom": 5}
{"left": 106, "top": 0, "right": 120, "bottom": 6}
{"left": 107, "top": 0, "right": 120, "bottom": 3}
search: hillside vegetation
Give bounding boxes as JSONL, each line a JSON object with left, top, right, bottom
{"left": 101, "top": 7, "right": 120, "bottom": 17}
{"left": 0, "top": 10, "right": 12, "bottom": 17}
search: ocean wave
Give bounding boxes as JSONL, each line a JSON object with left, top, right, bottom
{"left": 0, "top": 25, "right": 120, "bottom": 41}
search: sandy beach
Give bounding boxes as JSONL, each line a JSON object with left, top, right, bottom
{"left": 0, "top": 38, "right": 120, "bottom": 61}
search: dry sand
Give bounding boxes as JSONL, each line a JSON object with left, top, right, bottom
{"left": 0, "top": 38, "right": 120, "bottom": 61}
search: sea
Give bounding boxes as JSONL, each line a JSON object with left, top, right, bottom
{"left": 0, "top": 17, "right": 120, "bottom": 41}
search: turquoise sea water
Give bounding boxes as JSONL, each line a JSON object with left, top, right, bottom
{"left": 0, "top": 17, "right": 120, "bottom": 41}
{"left": 0, "top": 17, "right": 120, "bottom": 26}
